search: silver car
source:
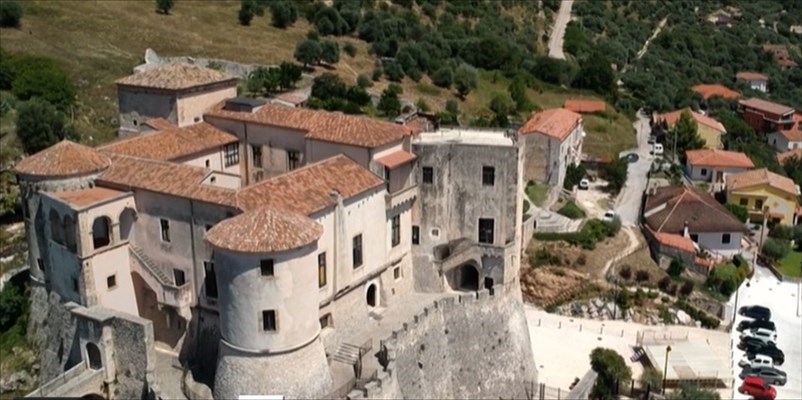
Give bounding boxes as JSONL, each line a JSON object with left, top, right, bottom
{"left": 740, "top": 366, "right": 787, "bottom": 386}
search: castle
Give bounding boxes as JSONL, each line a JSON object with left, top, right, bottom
{"left": 18, "top": 63, "right": 537, "bottom": 399}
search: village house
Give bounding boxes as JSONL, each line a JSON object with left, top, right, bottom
{"left": 738, "top": 98, "right": 796, "bottom": 134}
{"left": 762, "top": 44, "right": 799, "bottom": 69}
{"left": 777, "top": 148, "right": 802, "bottom": 165}
{"left": 518, "top": 108, "right": 584, "bottom": 188}
{"left": 766, "top": 112, "right": 802, "bottom": 152}
{"left": 691, "top": 84, "right": 741, "bottom": 101}
{"left": 643, "top": 185, "right": 747, "bottom": 275}
{"left": 657, "top": 108, "right": 727, "bottom": 149}
{"left": 725, "top": 168, "right": 801, "bottom": 226}
{"left": 685, "top": 149, "right": 754, "bottom": 183}
{"left": 735, "top": 71, "right": 769, "bottom": 93}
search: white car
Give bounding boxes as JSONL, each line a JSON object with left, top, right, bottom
{"left": 738, "top": 354, "right": 774, "bottom": 369}
{"left": 740, "top": 328, "right": 777, "bottom": 344}
{"left": 651, "top": 143, "right": 664, "bottom": 155}
{"left": 578, "top": 179, "right": 590, "bottom": 190}
{"left": 602, "top": 210, "right": 617, "bottom": 222}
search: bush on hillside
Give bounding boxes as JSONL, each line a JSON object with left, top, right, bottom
{"left": 667, "top": 258, "right": 685, "bottom": 278}
{"left": 10, "top": 56, "right": 75, "bottom": 110}
{"left": 762, "top": 238, "right": 790, "bottom": 262}
{"left": 16, "top": 98, "right": 72, "bottom": 154}
{"left": 724, "top": 204, "right": 749, "bottom": 223}
{"left": 557, "top": 201, "right": 586, "bottom": 219}
{"left": 0, "top": 1, "right": 22, "bottom": 28}
{"left": 590, "top": 348, "right": 632, "bottom": 399}
{"left": 156, "top": 0, "right": 174, "bottom": 15}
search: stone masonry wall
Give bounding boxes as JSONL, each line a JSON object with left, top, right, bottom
{"left": 349, "top": 285, "right": 536, "bottom": 400}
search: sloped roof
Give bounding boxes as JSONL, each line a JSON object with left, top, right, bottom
{"left": 205, "top": 103, "right": 411, "bottom": 148}
{"left": 736, "top": 71, "right": 768, "bottom": 81}
{"left": 236, "top": 155, "right": 385, "bottom": 215}
{"left": 659, "top": 109, "right": 726, "bottom": 133}
{"left": 52, "top": 187, "right": 128, "bottom": 208}
{"left": 116, "top": 63, "right": 238, "bottom": 90}
{"left": 691, "top": 84, "right": 741, "bottom": 100}
{"left": 644, "top": 185, "right": 747, "bottom": 234}
{"left": 563, "top": 99, "right": 606, "bottom": 114}
{"left": 375, "top": 150, "right": 417, "bottom": 169}
{"left": 655, "top": 232, "right": 697, "bottom": 253}
{"left": 777, "top": 149, "right": 802, "bottom": 165}
{"left": 205, "top": 207, "right": 322, "bottom": 253}
{"left": 518, "top": 108, "right": 582, "bottom": 141}
{"left": 776, "top": 112, "right": 802, "bottom": 142}
{"left": 99, "top": 123, "right": 238, "bottom": 161}
{"left": 685, "top": 149, "right": 754, "bottom": 168}
{"left": 15, "top": 140, "right": 111, "bottom": 178}
{"left": 739, "top": 98, "right": 795, "bottom": 116}
{"left": 725, "top": 168, "right": 800, "bottom": 196}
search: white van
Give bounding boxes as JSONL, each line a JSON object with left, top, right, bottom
{"left": 652, "top": 143, "right": 664, "bottom": 155}
{"left": 738, "top": 354, "right": 774, "bottom": 369}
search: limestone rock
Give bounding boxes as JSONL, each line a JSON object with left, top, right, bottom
{"left": 676, "top": 310, "right": 692, "bottom": 325}
{"left": 0, "top": 371, "right": 31, "bottom": 394}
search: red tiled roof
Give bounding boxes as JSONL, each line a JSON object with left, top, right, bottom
{"left": 518, "top": 108, "right": 582, "bottom": 141}
{"left": 736, "top": 71, "right": 768, "bottom": 81}
{"left": 15, "top": 140, "right": 111, "bottom": 178}
{"left": 659, "top": 109, "right": 726, "bottom": 133}
{"left": 645, "top": 185, "right": 747, "bottom": 233}
{"left": 236, "top": 155, "right": 385, "bottom": 215}
{"left": 691, "top": 84, "right": 741, "bottom": 100}
{"left": 375, "top": 150, "right": 416, "bottom": 169}
{"left": 655, "top": 232, "right": 696, "bottom": 253}
{"left": 116, "top": 63, "right": 237, "bottom": 90}
{"left": 99, "top": 123, "right": 238, "bottom": 161}
{"left": 777, "top": 112, "right": 802, "bottom": 142}
{"left": 205, "top": 207, "right": 322, "bottom": 253}
{"left": 563, "top": 99, "right": 606, "bottom": 114}
{"left": 52, "top": 187, "right": 128, "bottom": 208}
{"left": 777, "top": 149, "right": 802, "bottom": 165}
{"left": 205, "top": 103, "right": 411, "bottom": 148}
{"left": 726, "top": 168, "right": 800, "bottom": 196}
{"left": 685, "top": 149, "right": 754, "bottom": 168}
{"left": 144, "top": 118, "right": 175, "bottom": 130}
{"left": 739, "top": 98, "right": 795, "bottom": 116}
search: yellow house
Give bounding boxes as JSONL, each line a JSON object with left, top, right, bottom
{"left": 658, "top": 108, "right": 727, "bottom": 149}
{"left": 725, "top": 168, "right": 801, "bottom": 225}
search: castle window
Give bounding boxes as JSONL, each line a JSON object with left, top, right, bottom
{"left": 72, "top": 278, "right": 79, "bottom": 292}
{"left": 391, "top": 214, "right": 401, "bottom": 247}
{"left": 288, "top": 150, "right": 301, "bottom": 170}
{"left": 91, "top": 216, "right": 111, "bottom": 249}
{"left": 262, "top": 310, "right": 277, "bottom": 332}
{"left": 412, "top": 225, "right": 420, "bottom": 245}
{"left": 205, "top": 159, "right": 210, "bottom": 168}
{"left": 252, "top": 145, "right": 263, "bottom": 169}
{"left": 394, "top": 266, "right": 401, "bottom": 280}
{"left": 422, "top": 166, "right": 434, "bottom": 184}
{"left": 63, "top": 215, "right": 77, "bottom": 252}
{"left": 482, "top": 166, "right": 495, "bottom": 186}
{"left": 352, "top": 234, "right": 363, "bottom": 269}
{"left": 106, "top": 274, "right": 117, "bottom": 289}
{"left": 260, "top": 259, "right": 274, "bottom": 277}
{"left": 36, "top": 258, "right": 43, "bottom": 272}
{"left": 224, "top": 143, "right": 239, "bottom": 167}
{"left": 318, "top": 252, "right": 327, "bottom": 288}
{"left": 478, "top": 218, "right": 494, "bottom": 244}
{"left": 204, "top": 261, "right": 218, "bottom": 299}
{"left": 49, "top": 209, "right": 64, "bottom": 245}
{"left": 320, "top": 313, "right": 333, "bottom": 329}
{"left": 173, "top": 269, "right": 186, "bottom": 286}
{"left": 160, "top": 219, "right": 171, "bottom": 243}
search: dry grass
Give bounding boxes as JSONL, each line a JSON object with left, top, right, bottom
{"left": 526, "top": 229, "right": 629, "bottom": 280}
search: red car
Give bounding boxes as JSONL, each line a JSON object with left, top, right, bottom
{"left": 739, "top": 376, "right": 777, "bottom": 400}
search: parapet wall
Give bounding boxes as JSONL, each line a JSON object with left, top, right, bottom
{"left": 349, "top": 285, "right": 536, "bottom": 400}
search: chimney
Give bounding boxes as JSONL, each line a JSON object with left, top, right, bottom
{"left": 683, "top": 221, "right": 689, "bottom": 238}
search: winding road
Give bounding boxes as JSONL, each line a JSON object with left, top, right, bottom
{"left": 547, "top": 0, "right": 574, "bottom": 59}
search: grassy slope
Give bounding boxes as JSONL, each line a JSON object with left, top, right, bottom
{"left": 0, "top": 1, "right": 634, "bottom": 157}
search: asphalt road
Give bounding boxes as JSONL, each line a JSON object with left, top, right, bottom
{"left": 614, "top": 111, "right": 653, "bottom": 226}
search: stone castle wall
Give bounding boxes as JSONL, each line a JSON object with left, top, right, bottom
{"left": 349, "top": 285, "right": 536, "bottom": 400}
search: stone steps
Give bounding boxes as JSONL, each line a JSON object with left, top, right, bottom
{"left": 331, "top": 342, "right": 361, "bottom": 365}
{"left": 131, "top": 245, "right": 173, "bottom": 285}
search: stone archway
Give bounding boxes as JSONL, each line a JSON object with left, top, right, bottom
{"left": 448, "top": 262, "right": 480, "bottom": 292}
{"left": 366, "top": 283, "right": 377, "bottom": 307}
{"left": 119, "top": 208, "right": 136, "bottom": 241}
{"left": 86, "top": 342, "right": 102, "bottom": 370}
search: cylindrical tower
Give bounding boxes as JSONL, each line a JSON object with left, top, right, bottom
{"left": 207, "top": 207, "right": 332, "bottom": 399}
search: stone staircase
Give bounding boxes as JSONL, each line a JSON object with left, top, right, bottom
{"left": 130, "top": 245, "right": 173, "bottom": 285}
{"left": 331, "top": 342, "right": 362, "bottom": 365}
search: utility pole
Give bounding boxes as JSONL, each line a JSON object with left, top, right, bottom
{"left": 662, "top": 345, "right": 672, "bottom": 395}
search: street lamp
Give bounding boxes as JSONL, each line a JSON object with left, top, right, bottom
{"left": 662, "top": 345, "right": 672, "bottom": 395}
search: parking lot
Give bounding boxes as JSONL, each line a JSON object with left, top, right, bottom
{"left": 730, "top": 267, "right": 802, "bottom": 400}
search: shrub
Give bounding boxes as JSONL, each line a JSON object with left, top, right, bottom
{"left": 320, "top": 40, "right": 340, "bottom": 64}
{"left": 619, "top": 265, "right": 632, "bottom": 280}
{"left": 762, "top": 238, "right": 790, "bottom": 261}
{"left": 576, "top": 254, "right": 587, "bottom": 266}
{"left": 269, "top": 0, "right": 298, "bottom": 28}
{"left": 10, "top": 56, "right": 76, "bottom": 110}
{"left": 675, "top": 300, "right": 720, "bottom": 329}
{"left": 0, "top": 284, "right": 25, "bottom": 331}
{"left": 372, "top": 67, "right": 383, "bottom": 81}
{"left": 16, "top": 98, "right": 71, "bottom": 154}
{"left": 384, "top": 62, "right": 405, "bottom": 82}
{"left": 679, "top": 280, "right": 694, "bottom": 297}
{"left": 0, "top": 1, "right": 22, "bottom": 28}
{"left": 531, "top": 248, "right": 561, "bottom": 268}
{"left": 658, "top": 276, "right": 671, "bottom": 292}
{"left": 431, "top": 66, "right": 454, "bottom": 88}
{"left": 635, "top": 270, "right": 650, "bottom": 282}
{"left": 343, "top": 42, "right": 357, "bottom": 57}
{"left": 156, "top": 0, "right": 174, "bottom": 15}
{"left": 668, "top": 384, "right": 721, "bottom": 400}
{"left": 356, "top": 74, "right": 372, "bottom": 88}
{"left": 590, "top": 348, "right": 632, "bottom": 400}
{"left": 564, "top": 163, "right": 586, "bottom": 190}
{"left": 454, "top": 63, "right": 478, "bottom": 98}
{"left": 640, "top": 367, "right": 663, "bottom": 392}
{"left": 668, "top": 258, "right": 685, "bottom": 278}
{"left": 769, "top": 225, "right": 793, "bottom": 240}
{"left": 616, "top": 289, "right": 632, "bottom": 312}
{"left": 557, "top": 201, "right": 586, "bottom": 219}
{"left": 602, "top": 157, "right": 628, "bottom": 194}
{"left": 603, "top": 217, "right": 621, "bottom": 237}
{"left": 724, "top": 203, "right": 749, "bottom": 223}
{"left": 446, "top": 99, "right": 460, "bottom": 115}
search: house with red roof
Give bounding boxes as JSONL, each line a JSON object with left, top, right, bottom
{"left": 518, "top": 108, "right": 584, "bottom": 188}
{"left": 735, "top": 71, "right": 768, "bottom": 93}
{"left": 738, "top": 98, "right": 796, "bottom": 134}
{"left": 685, "top": 149, "right": 754, "bottom": 183}
{"left": 767, "top": 112, "right": 802, "bottom": 152}
{"left": 691, "top": 84, "right": 741, "bottom": 100}
{"left": 656, "top": 108, "right": 727, "bottom": 149}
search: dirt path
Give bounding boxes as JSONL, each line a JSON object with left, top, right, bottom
{"left": 601, "top": 225, "right": 640, "bottom": 277}
{"left": 547, "top": 0, "right": 574, "bottom": 59}
{"left": 621, "top": 17, "right": 668, "bottom": 73}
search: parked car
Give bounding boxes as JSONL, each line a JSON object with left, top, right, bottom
{"left": 578, "top": 179, "right": 590, "bottom": 190}
{"left": 737, "top": 319, "right": 776, "bottom": 332}
{"left": 647, "top": 136, "right": 656, "bottom": 145}
{"left": 748, "top": 344, "right": 785, "bottom": 366}
{"left": 739, "top": 336, "right": 769, "bottom": 352}
{"left": 738, "top": 376, "right": 777, "bottom": 400}
{"left": 740, "top": 328, "right": 777, "bottom": 344}
{"left": 651, "top": 143, "right": 664, "bottom": 155}
{"left": 739, "top": 305, "right": 772, "bottom": 320}
{"left": 602, "top": 210, "right": 617, "bottom": 222}
{"left": 739, "top": 354, "right": 774, "bottom": 369}
{"left": 740, "top": 366, "right": 787, "bottom": 386}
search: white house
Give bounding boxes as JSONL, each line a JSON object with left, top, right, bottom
{"left": 767, "top": 113, "right": 802, "bottom": 151}
{"left": 735, "top": 71, "right": 768, "bottom": 93}
{"left": 685, "top": 149, "right": 755, "bottom": 183}
{"left": 518, "top": 108, "right": 584, "bottom": 188}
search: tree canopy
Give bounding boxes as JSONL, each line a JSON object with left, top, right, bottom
{"left": 590, "top": 347, "right": 632, "bottom": 400}
{"left": 16, "top": 98, "right": 71, "bottom": 155}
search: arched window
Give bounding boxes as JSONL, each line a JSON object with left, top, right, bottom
{"left": 63, "top": 215, "right": 77, "bottom": 252}
{"left": 119, "top": 208, "right": 136, "bottom": 242}
{"left": 86, "top": 342, "right": 102, "bottom": 370}
{"left": 49, "top": 209, "right": 64, "bottom": 245}
{"left": 92, "top": 216, "right": 112, "bottom": 249}
{"left": 366, "top": 283, "right": 377, "bottom": 307}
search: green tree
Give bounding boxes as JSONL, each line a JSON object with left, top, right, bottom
{"left": 294, "top": 39, "right": 321, "bottom": 68}
{"left": 602, "top": 157, "right": 628, "bottom": 194}
{"left": 508, "top": 76, "right": 532, "bottom": 112}
{"left": 489, "top": 93, "right": 515, "bottom": 127}
{"left": 156, "top": 0, "right": 174, "bottom": 15}
{"left": 238, "top": 0, "right": 255, "bottom": 25}
{"left": 0, "top": 285, "right": 25, "bottom": 331}
{"left": 668, "top": 258, "right": 685, "bottom": 278}
{"left": 343, "top": 42, "right": 357, "bottom": 57}
{"left": 11, "top": 56, "right": 75, "bottom": 111}
{"left": 320, "top": 40, "right": 341, "bottom": 65}
{"left": 724, "top": 203, "right": 749, "bottom": 223}
{"left": 269, "top": 0, "right": 298, "bottom": 28}
{"left": 668, "top": 110, "right": 705, "bottom": 162}
{"left": 639, "top": 368, "right": 662, "bottom": 393}
{"left": 431, "top": 66, "right": 454, "bottom": 88}
{"left": 311, "top": 73, "right": 347, "bottom": 100}
{"left": 667, "top": 384, "right": 720, "bottom": 400}
{"left": 590, "top": 348, "right": 632, "bottom": 400}
{"left": 0, "top": 1, "right": 23, "bottom": 28}
{"left": 384, "top": 62, "right": 405, "bottom": 82}
{"left": 356, "top": 74, "right": 372, "bottom": 88}
{"left": 762, "top": 238, "right": 790, "bottom": 261}
{"left": 16, "top": 98, "right": 70, "bottom": 154}
{"left": 454, "top": 64, "right": 478, "bottom": 99}
{"left": 277, "top": 62, "right": 302, "bottom": 90}
{"left": 573, "top": 52, "right": 615, "bottom": 95}
{"left": 782, "top": 154, "right": 802, "bottom": 188}
{"left": 378, "top": 84, "right": 402, "bottom": 117}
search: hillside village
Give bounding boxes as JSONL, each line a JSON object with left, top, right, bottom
{"left": 1, "top": 1, "right": 801, "bottom": 400}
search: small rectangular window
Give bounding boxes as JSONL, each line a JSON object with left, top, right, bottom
{"left": 755, "top": 199, "right": 763, "bottom": 210}
{"left": 482, "top": 166, "right": 495, "bottom": 186}
{"left": 252, "top": 145, "right": 263, "bottom": 169}
{"left": 260, "top": 259, "right": 274, "bottom": 277}
{"left": 700, "top": 168, "right": 708, "bottom": 176}
{"left": 690, "top": 234, "right": 699, "bottom": 243}
{"left": 384, "top": 167, "right": 391, "bottom": 181}
{"left": 422, "top": 166, "right": 433, "bottom": 184}
{"left": 107, "top": 274, "right": 117, "bottom": 289}
{"left": 393, "top": 266, "right": 401, "bottom": 280}
{"left": 36, "top": 258, "right": 44, "bottom": 271}
{"left": 224, "top": 143, "right": 240, "bottom": 167}
{"left": 160, "top": 219, "right": 171, "bottom": 243}
{"left": 318, "top": 252, "right": 327, "bottom": 288}
{"left": 173, "top": 269, "right": 186, "bottom": 286}
{"left": 412, "top": 225, "right": 420, "bottom": 245}
{"left": 262, "top": 310, "right": 277, "bottom": 331}
{"left": 722, "top": 233, "right": 731, "bottom": 244}
{"left": 204, "top": 261, "right": 218, "bottom": 299}
{"left": 319, "top": 313, "right": 332, "bottom": 329}
{"left": 353, "top": 234, "right": 363, "bottom": 268}
{"left": 288, "top": 150, "right": 301, "bottom": 170}
{"left": 391, "top": 214, "right": 401, "bottom": 247}
{"left": 478, "top": 218, "right": 494, "bottom": 244}
{"left": 72, "top": 278, "right": 79, "bottom": 292}
{"left": 739, "top": 198, "right": 748, "bottom": 206}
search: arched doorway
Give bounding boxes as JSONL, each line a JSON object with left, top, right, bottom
{"left": 452, "top": 263, "right": 480, "bottom": 291}
{"left": 86, "top": 343, "right": 102, "bottom": 370}
{"left": 119, "top": 208, "right": 136, "bottom": 241}
{"left": 81, "top": 394, "right": 105, "bottom": 400}
{"left": 366, "top": 283, "right": 377, "bottom": 307}
{"left": 91, "top": 216, "right": 111, "bottom": 249}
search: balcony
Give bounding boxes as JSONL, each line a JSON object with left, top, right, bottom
{"left": 129, "top": 246, "right": 193, "bottom": 311}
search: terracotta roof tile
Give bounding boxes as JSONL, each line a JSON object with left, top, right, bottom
{"left": 725, "top": 168, "right": 800, "bottom": 196}
{"left": 777, "top": 149, "right": 802, "bottom": 165}
{"left": 205, "top": 103, "right": 410, "bottom": 148}
{"left": 645, "top": 185, "right": 747, "bottom": 234}
{"left": 691, "top": 84, "right": 741, "bottom": 100}
{"left": 52, "top": 187, "right": 129, "bottom": 208}
{"left": 237, "top": 155, "right": 384, "bottom": 215}
{"left": 777, "top": 112, "right": 802, "bottom": 142}
{"left": 518, "top": 108, "right": 582, "bottom": 141}
{"left": 205, "top": 207, "right": 322, "bottom": 253}
{"left": 99, "top": 123, "right": 237, "bottom": 161}
{"left": 659, "top": 109, "right": 726, "bottom": 133}
{"left": 563, "top": 99, "right": 606, "bottom": 113}
{"left": 144, "top": 118, "right": 176, "bottom": 130}
{"left": 375, "top": 150, "right": 417, "bottom": 169}
{"left": 115, "top": 63, "right": 238, "bottom": 90}
{"left": 97, "top": 154, "right": 238, "bottom": 207}
{"left": 685, "top": 149, "right": 754, "bottom": 168}
{"left": 739, "top": 98, "right": 795, "bottom": 116}
{"left": 15, "top": 140, "right": 112, "bottom": 178}
{"left": 655, "top": 232, "right": 697, "bottom": 253}
{"left": 736, "top": 71, "right": 768, "bottom": 81}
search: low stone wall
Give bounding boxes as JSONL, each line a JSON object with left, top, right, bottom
{"left": 522, "top": 211, "right": 536, "bottom": 249}
{"left": 348, "top": 285, "right": 536, "bottom": 399}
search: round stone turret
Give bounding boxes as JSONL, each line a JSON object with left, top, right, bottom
{"left": 206, "top": 207, "right": 332, "bottom": 399}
